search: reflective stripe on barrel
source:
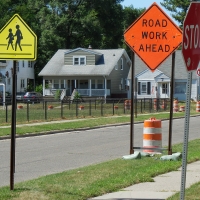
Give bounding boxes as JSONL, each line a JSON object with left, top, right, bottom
{"left": 143, "top": 118, "right": 162, "bottom": 153}
{"left": 173, "top": 100, "right": 178, "bottom": 112}
{"left": 196, "top": 101, "right": 200, "bottom": 112}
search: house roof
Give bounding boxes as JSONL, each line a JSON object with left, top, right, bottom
{"left": 128, "top": 50, "right": 196, "bottom": 80}
{"left": 64, "top": 47, "right": 103, "bottom": 56}
{"left": 38, "top": 48, "right": 131, "bottom": 77}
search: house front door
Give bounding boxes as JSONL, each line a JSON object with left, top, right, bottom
{"left": 159, "top": 82, "right": 169, "bottom": 98}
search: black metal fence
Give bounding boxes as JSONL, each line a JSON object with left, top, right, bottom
{"left": 0, "top": 98, "right": 170, "bottom": 124}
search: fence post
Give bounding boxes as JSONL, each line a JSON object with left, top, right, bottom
{"left": 112, "top": 100, "right": 114, "bottom": 115}
{"left": 27, "top": 102, "right": 29, "bottom": 122}
{"left": 89, "top": 100, "right": 91, "bottom": 116}
{"left": 150, "top": 99, "right": 152, "bottom": 113}
{"left": 124, "top": 100, "right": 125, "bottom": 114}
{"left": 101, "top": 101, "right": 103, "bottom": 116}
{"left": 69, "top": 100, "right": 70, "bottom": 110}
{"left": 76, "top": 101, "right": 78, "bottom": 117}
{"left": 45, "top": 101, "right": 47, "bottom": 120}
{"left": 61, "top": 101, "right": 63, "bottom": 118}
{"left": 5, "top": 103, "right": 8, "bottom": 123}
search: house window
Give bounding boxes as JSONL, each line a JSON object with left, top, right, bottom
{"left": 73, "top": 56, "right": 86, "bottom": 65}
{"left": 141, "top": 83, "right": 146, "bottom": 94}
{"left": 97, "top": 80, "right": 103, "bottom": 89}
{"left": 115, "top": 64, "right": 118, "bottom": 70}
{"left": 138, "top": 82, "right": 151, "bottom": 95}
{"left": 61, "top": 80, "right": 64, "bottom": 88}
{"left": 22, "top": 61, "right": 24, "bottom": 67}
{"left": 54, "top": 80, "right": 59, "bottom": 89}
{"left": 120, "top": 58, "right": 123, "bottom": 70}
{"left": 21, "top": 79, "right": 25, "bottom": 88}
{"left": 162, "top": 83, "right": 168, "bottom": 94}
{"left": 175, "top": 82, "right": 186, "bottom": 94}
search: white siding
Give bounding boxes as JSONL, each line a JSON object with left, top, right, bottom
{"left": 0, "top": 60, "right": 35, "bottom": 94}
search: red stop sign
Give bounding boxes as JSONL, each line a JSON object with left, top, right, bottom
{"left": 182, "top": 2, "right": 200, "bottom": 71}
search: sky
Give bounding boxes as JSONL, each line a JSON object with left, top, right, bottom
{"left": 121, "top": 0, "right": 178, "bottom": 25}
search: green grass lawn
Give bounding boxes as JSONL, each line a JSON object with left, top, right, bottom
{"left": 0, "top": 102, "right": 200, "bottom": 199}
{"left": 0, "top": 140, "right": 200, "bottom": 200}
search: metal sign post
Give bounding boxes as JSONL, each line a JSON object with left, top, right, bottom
{"left": 130, "top": 52, "right": 135, "bottom": 154}
{"left": 168, "top": 52, "right": 176, "bottom": 155}
{"left": 10, "top": 61, "right": 17, "bottom": 190}
{"left": 180, "top": 71, "right": 192, "bottom": 200}
{"left": 0, "top": 14, "right": 37, "bottom": 190}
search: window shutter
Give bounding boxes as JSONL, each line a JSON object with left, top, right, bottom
{"left": 138, "top": 82, "right": 141, "bottom": 95}
{"left": 147, "top": 82, "right": 151, "bottom": 95}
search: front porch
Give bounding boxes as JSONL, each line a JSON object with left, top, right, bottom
{"left": 42, "top": 78, "right": 110, "bottom": 98}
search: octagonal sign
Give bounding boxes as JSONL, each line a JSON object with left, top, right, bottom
{"left": 124, "top": 2, "right": 182, "bottom": 72}
{"left": 182, "top": 2, "right": 200, "bottom": 71}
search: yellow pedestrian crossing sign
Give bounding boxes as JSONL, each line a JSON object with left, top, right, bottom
{"left": 0, "top": 14, "right": 37, "bottom": 60}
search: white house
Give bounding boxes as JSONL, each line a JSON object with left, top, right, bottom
{"left": 127, "top": 50, "right": 200, "bottom": 101}
{"left": 38, "top": 47, "right": 131, "bottom": 98}
{"left": 0, "top": 60, "right": 35, "bottom": 95}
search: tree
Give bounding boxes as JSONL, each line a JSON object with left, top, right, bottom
{"left": 122, "top": 5, "right": 145, "bottom": 30}
{"left": 160, "top": 0, "right": 190, "bottom": 28}
{"left": 0, "top": 0, "right": 146, "bottom": 85}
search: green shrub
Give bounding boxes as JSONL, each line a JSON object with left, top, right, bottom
{"left": 55, "top": 90, "right": 61, "bottom": 100}
{"left": 35, "top": 84, "right": 43, "bottom": 94}
{"left": 74, "top": 91, "right": 81, "bottom": 100}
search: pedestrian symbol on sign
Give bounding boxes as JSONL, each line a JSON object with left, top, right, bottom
{"left": 6, "top": 25, "right": 23, "bottom": 51}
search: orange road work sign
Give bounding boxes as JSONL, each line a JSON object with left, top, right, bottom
{"left": 124, "top": 2, "right": 182, "bottom": 71}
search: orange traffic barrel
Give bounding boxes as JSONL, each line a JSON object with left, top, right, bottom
{"left": 124, "top": 100, "right": 131, "bottom": 110}
{"left": 173, "top": 100, "right": 178, "bottom": 112}
{"left": 143, "top": 117, "right": 162, "bottom": 153}
{"left": 179, "top": 106, "right": 185, "bottom": 112}
{"left": 196, "top": 101, "right": 200, "bottom": 112}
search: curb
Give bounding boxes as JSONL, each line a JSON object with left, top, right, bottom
{"left": 1, "top": 114, "right": 200, "bottom": 140}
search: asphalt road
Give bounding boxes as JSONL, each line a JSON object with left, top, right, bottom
{"left": 0, "top": 116, "right": 200, "bottom": 187}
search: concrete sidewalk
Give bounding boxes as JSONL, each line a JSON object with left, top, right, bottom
{"left": 90, "top": 161, "right": 200, "bottom": 200}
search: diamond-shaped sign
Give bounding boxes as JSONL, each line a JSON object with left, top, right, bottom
{"left": 0, "top": 14, "right": 37, "bottom": 60}
{"left": 124, "top": 2, "right": 182, "bottom": 71}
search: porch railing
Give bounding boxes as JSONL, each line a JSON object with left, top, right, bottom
{"left": 77, "top": 89, "right": 110, "bottom": 96}
{"left": 44, "top": 89, "right": 110, "bottom": 97}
